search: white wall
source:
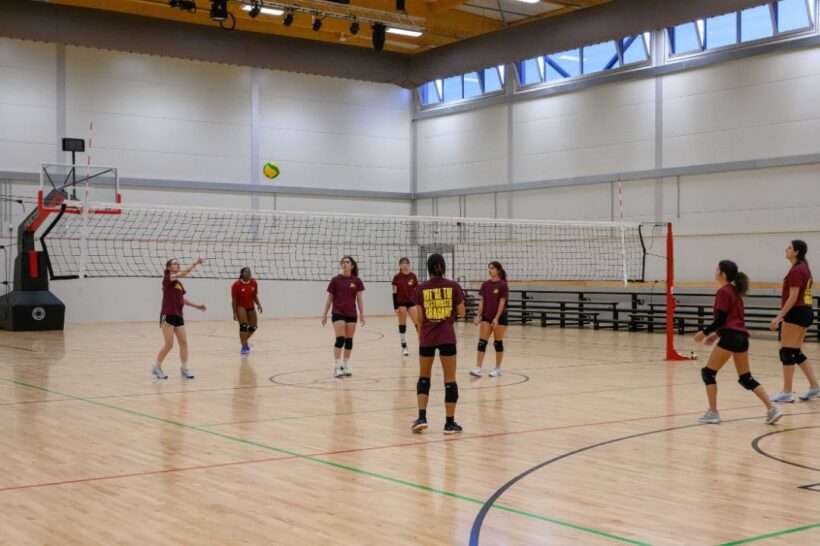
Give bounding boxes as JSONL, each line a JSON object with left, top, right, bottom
{"left": 414, "top": 45, "right": 820, "bottom": 283}
{"left": 513, "top": 79, "right": 655, "bottom": 183}
{"left": 0, "top": 37, "right": 412, "bottom": 191}
{"left": 258, "top": 71, "right": 411, "bottom": 192}
{"left": 416, "top": 104, "right": 507, "bottom": 192}
{"left": 0, "top": 37, "right": 413, "bottom": 323}
{"left": 0, "top": 39, "right": 56, "bottom": 171}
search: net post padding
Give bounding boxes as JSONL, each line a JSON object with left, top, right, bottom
{"left": 33, "top": 203, "right": 647, "bottom": 285}
{"left": 664, "top": 222, "right": 694, "bottom": 362}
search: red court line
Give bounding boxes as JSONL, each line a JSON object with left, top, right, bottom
{"left": 0, "top": 454, "right": 301, "bottom": 493}
{"left": 0, "top": 403, "right": 763, "bottom": 494}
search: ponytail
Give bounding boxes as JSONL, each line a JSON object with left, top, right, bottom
{"left": 718, "top": 260, "right": 748, "bottom": 296}
{"left": 734, "top": 272, "right": 749, "bottom": 296}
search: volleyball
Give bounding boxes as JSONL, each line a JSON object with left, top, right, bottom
{"left": 262, "top": 162, "right": 280, "bottom": 180}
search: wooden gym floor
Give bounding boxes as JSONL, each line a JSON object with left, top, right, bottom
{"left": 0, "top": 317, "right": 818, "bottom": 546}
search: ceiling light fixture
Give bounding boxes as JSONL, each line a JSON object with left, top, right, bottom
{"left": 386, "top": 27, "right": 423, "bottom": 37}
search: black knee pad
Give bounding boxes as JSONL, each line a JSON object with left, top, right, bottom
{"left": 239, "top": 322, "right": 250, "bottom": 332}
{"left": 477, "top": 339, "right": 488, "bottom": 353}
{"left": 780, "top": 347, "right": 800, "bottom": 366}
{"left": 796, "top": 351, "right": 808, "bottom": 364}
{"left": 344, "top": 337, "right": 353, "bottom": 350}
{"left": 248, "top": 325, "right": 257, "bottom": 333}
{"left": 701, "top": 367, "right": 717, "bottom": 385}
{"left": 494, "top": 340, "right": 504, "bottom": 353}
{"left": 444, "top": 382, "right": 459, "bottom": 403}
{"left": 335, "top": 336, "right": 345, "bottom": 349}
{"left": 399, "top": 325, "right": 407, "bottom": 334}
{"left": 417, "top": 377, "right": 431, "bottom": 396}
{"left": 738, "top": 372, "right": 760, "bottom": 391}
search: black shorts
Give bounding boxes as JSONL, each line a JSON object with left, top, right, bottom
{"left": 482, "top": 313, "right": 508, "bottom": 326}
{"left": 419, "top": 344, "right": 457, "bottom": 357}
{"left": 717, "top": 330, "right": 749, "bottom": 353}
{"left": 332, "top": 313, "right": 358, "bottom": 324}
{"left": 162, "top": 314, "right": 184, "bottom": 328}
{"left": 783, "top": 306, "right": 814, "bottom": 328}
{"left": 396, "top": 302, "right": 415, "bottom": 310}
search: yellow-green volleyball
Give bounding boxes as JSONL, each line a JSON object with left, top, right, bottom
{"left": 262, "top": 162, "right": 280, "bottom": 180}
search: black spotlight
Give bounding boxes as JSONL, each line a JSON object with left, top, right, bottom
{"left": 371, "top": 23, "right": 386, "bottom": 52}
{"left": 396, "top": 0, "right": 405, "bottom": 10}
{"left": 312, "top": 16, "right": 323, "bottom": 32}
{"left": 283, "top": 10, "right": 294, "bottom": 26}
{"left": 248, "top": 1, "right": 261, "bottom": 18}
{"left": 210, "top": 0, "right": 229, "bottom": 21}
{"left": 170, "top": 0, "right": 197, "bottom": 12}
{"left": 350, "top": 20, "right": 360, "bottom": 35}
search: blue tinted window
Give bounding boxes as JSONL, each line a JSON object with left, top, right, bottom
{"left": 463, "top": 72, "right": 482, "bottom": 98}
{"left": 705, "top": 13, "right": 738, "bottom": 49}
{"left": 547, "top": 49, "right": 581, "bottom": 79}
{"left": 583, "top": 41, "right": 619, "bottom": 73}
{"left": 670, "top": 22, "right": 701, "bottom": 54}
{"left": 518, "top": 58, "right": 542, "bottom": 86}
{"left": 777, "top": 0, "right": 811, "bottom": 32}
{"left": 622, "top": 35, "right": 648, "bottom": 65}
{"left": 483, "top": 67, "right": 502, "bottom": 93}
{"left": 442, "top": 76, "right": 462, "bottom": 102}
{"left": 741, "top": 5, "right": 774, "bottom": 42}
{"left": 418, "top": 81, "right": 439, "bottom": 105}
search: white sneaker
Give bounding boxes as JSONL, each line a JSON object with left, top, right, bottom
{"left": 469, "top": 367, "right": 482, "bottom": 377}
{"left": 151, "top": 366, "right": 168, "bottom": 380}
{"left": 489, "top": 368, "right": 502, "bottom": 378}
{"left": 334, "top": 363, "right": 345, "bottom": 378}
{"left": 799, "top": 387, "right": 820, "bottom": 401}
{"left": 342, "top": 361, "right": 352, "bottom": 377}
{"left": 766, "top": 406, "right": 783, "bottom": 425}
{"left": 698, "top": 410, "right": 721, "bottom": 424}
{"left": 402, "top": 346, "right": 410, "bottom": 357}
{"left": 180, "top": 367, "right": 195, "bottom": 380}
{"left": 771, "top": 391, "right": 796, "bottom": 403}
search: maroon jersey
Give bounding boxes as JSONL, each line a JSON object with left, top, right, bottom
{"left": 479, "top": 279, "right": 509, "bottom": 321}
{"left": 232, "top": 279, "right": 258, "bottom": 310}
{"left": 161, "top": 273, "right": 185, "bottom": 317}
{"left": 714, "top": 283, "right": 748, "bottom": 336}
{"left": 782, "top": 262, "right": 813, "bottom": 307}
{"left": 412, "top": 277, "right": 464, "bottom": 347}
{"left": 392, "top": 272, "right": 418, "bottom": 304}
{"left": 327, "top": 275, "right": 365, "bottom": 317}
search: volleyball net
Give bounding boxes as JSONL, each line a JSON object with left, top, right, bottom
{"left": 34, "top": 203, "right": 649, "bottom": 283}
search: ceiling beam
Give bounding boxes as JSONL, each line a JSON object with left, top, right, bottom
{"left": 0, "top": 1, "right": 409, "bottom": 84}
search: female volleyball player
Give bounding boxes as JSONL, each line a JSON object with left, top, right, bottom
{"left": 769, "top": 240, "right": 820, "bottom": 402}
{"left": 409, "top": 253, "right": 466, "bottom": 434}
{"left": 694, "top": 260, "right": 782, "bottom": 425}
{"left": 153, "top": 257, "right": 207, "bottom": 380}
{"left": 232, "top": 267, "right": 263, "bottom": 355}
{"left": 471, "top": 261, "right": 509, "bottom": 378}
{"left": 321, "top": 256, "right": 365, "bottom": 378}
{"left": 392, "top": 257, "right": 419, "bottom": 356}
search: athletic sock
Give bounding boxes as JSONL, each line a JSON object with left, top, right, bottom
{"left": 419, "top": 409, "right": 427, "bottom": 420}
{"left": 446, "top": 416, "right": 455, "bottom": 425}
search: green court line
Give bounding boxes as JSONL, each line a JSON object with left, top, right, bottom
{"left": 716, "top": 522, "right": 820, "bottom": 545}
{"left": 1, "top": 377, "right": 650, "bottom": 546}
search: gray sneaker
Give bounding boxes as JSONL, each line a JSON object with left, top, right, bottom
{"left": 766, "top": 406, "right": 783, "bottom": 425}
{"left": 771, "top": 391, "right": 796, "bottom": 403}
{"left": 799, "top": 387, "right": 820, "bottom": 401}
{"left": 698, "top": 410, "right": 721, "bottom": 424}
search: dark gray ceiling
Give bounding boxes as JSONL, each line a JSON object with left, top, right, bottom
{"left": 2, "top": 0, "right": 775, "bottom": 88}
